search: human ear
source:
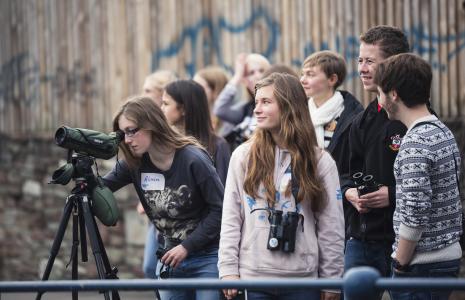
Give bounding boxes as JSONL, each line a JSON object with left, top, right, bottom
{"left": 328, "top": 74, "right": 338, "bottom": 87}
{"left": 390, "top": 90, "right": 399, "bottom": 102}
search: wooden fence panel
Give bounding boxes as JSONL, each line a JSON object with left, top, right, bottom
{"left": 0, "top": 0, "right": 464, "bottom": 137}
{"left": 453, "top": 1, "right": 465, "bottom": 118}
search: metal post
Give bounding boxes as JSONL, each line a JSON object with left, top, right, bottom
{"left": 344, "top": 267, "right": 381, "bottom": 300}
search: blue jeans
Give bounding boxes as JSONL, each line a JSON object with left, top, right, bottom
{"left": 143, "top": 223, "right": 158, "bottom": 279}
{"left": 390, "top": 259, "right": 460, "bottom": 300}
{"left": 246, "top": 289, "right": 320, "bottom": 300}
{"left": 344, "top": 238, "right": 392, "bottom": 300}
{"left": 157, "top": 247, "right": 219, "bottom": 300}
{"left": 344, "top": 238, "right": 392, "bottom": 276}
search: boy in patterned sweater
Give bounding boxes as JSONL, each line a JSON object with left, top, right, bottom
{"left": 374, "top": 53, "right": 462, "bottom": 300}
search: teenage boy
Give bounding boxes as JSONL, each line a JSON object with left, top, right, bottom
{"left": 374, "top": 53, "right": 462, "bottom": 300}
{"left": 300, "top": 51, "right": 363, "bottom": 171}
{"left": 341, "top": 26, "right": 409, "bottom": 290}
{"left": 300, "top": 51, "right": 363, "bottom": 242}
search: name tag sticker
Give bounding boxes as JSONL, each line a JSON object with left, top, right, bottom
{"left": 141, "top": 173, "right": 165, "bottom": 191}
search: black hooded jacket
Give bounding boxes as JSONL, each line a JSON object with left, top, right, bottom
{"left": 340, "top": 98, "right": 407, "bottom": 242}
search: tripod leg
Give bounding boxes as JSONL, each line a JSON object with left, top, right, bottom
{"left": 91, "top": 209, "right": 120, "bottom": 300}
{"left": 81, "top": 196, "right": 114, "bottom": 300}
{"left": 72, "top": 210, "right": 79, "bottom": 300}
{"left": 79, "top": 205, "right": 88, "bottom": 262}
{"left": 36, "top": 197, "right": 75, "bottom": 300}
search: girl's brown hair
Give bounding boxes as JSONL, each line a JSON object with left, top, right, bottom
{"left": 164, "top": 80, "right": 218, "bottom": 157}
{"left": 244, "top": 73, "right": 326, "bottom": 211}
{"left": 113, "top": 95, "right": 200, "bottom": 169}
{"left": 195, "top": 66, "right": 229, "bottom": 101}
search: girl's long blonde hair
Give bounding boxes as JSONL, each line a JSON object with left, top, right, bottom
{"left": 113, "top": 95, "right": 200, "bottom": 169}
{"left": 244, "top": 73, "right": 326, "bottom": 212}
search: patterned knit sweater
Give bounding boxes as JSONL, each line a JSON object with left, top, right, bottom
{"left": 392, "top": 116, "right": 462, "bottom": 263}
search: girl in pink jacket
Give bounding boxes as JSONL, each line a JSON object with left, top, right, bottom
{"left": 219, "top": 73, "right": 344, "bottom": 300}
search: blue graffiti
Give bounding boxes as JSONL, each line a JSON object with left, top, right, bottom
{"left": 406, "top": 25, "right": 465, "bottom": 70}
{"left": 151, "top": 7, "right": 280, "bottom": 76}
{"left": 152, "top": 8, "right": 465, "bottom": 78}
{"left": 0, "top": 53, "right": 97, "bottom": 106}
{"left": 0, "top": 53, "right": 40, "bottom": 105}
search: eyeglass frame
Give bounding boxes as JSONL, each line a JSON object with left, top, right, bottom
{"left": 122, "top": 127, "right": 141, "bottom": 138}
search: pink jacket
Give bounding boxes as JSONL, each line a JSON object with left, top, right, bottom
{"left": 218, "top": 142, "right": 344, "bottom": 279}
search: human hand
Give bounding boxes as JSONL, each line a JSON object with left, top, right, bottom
{"left": 320, "top": 291, "right": 340, "bottom": 300}
{"left": 345, "top": 188, "right": 369, "bottom": 213}
{"left": 231, "top": 53, "right": 247, "bottom": 85}
{"left": 222, "top": 274, "right": 240, "bottom": 299}
{"left": 359, "top": 186, "right": 389, "bottom": 208}
{"left": 161, "top": 244, "right": 188, "bottom": 269}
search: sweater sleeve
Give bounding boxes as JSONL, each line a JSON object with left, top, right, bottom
{"left": 218, "top": 146, "right": 247, "bottom": 278}
{"left": 180, "top": 154, "right": 224, "bottom": 253}
{"left": 396, "top": 141, "right": 433, "bottom": 232}
{"left": 102, "top": 160, "right": 133, "bottom": 192}
{"left": 314, "top": 152, "right": 345, "bottom": 280}
{"left": 213, "top": 83, "right": 246, "bottom": 125}
{"left": 214, "top": 136, "right": 232, "bottom": 186}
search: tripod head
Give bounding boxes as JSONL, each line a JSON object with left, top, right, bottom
{"left": 50, "top": 150, "right": 120, "bottom": 227}
{"left": 72, "top": 153, "right": 97, "bottom": 182}
{"left": 50, "top": 151, "right": 95, "bottom": 185}
{"left": 68, "top": 154, "right": 101, "bottom": 200}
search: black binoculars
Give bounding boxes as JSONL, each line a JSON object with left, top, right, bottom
{"left": 352, "top": 172, "right": 379, "bottom": 196}
{"left": 251, "top": 208, "right": 303, "bottom": 253}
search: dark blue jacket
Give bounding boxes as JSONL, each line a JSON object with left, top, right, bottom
{"left": 327, "top": 90, "right": 364, "bottom": 179}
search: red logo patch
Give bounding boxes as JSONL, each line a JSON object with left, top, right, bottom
{"left": 389, "top": 134, "right": 402, "bottom": 151}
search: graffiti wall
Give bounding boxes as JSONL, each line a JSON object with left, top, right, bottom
{"left": 0, "top": 0, "right": 464, "bottom": 135}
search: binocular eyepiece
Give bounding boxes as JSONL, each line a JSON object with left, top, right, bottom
{"left": 352, "top": 172, "right": 379, "bottom": 196}
{"left": 252, "top": 208, "right": 303, "bottom": 253}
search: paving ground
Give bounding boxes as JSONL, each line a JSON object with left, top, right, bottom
{"left": 0, "top": 291, "right": 157, "bottom": 300}
{"left": 3, "top": 289, "right": 465, "bottom": 300}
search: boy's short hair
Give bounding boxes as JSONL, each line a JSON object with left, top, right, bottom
{"left": 302, "top": 50, "right": 347, "bottom": 89}
{"left": 360, "top": 25, "right": 410, "bottom": 58}
{"left": 374, "top": 53, "right": 432, "bottom": 108}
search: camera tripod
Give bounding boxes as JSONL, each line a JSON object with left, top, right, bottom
{"left": 36, "top": 156, "right": 120, "bottom": 300}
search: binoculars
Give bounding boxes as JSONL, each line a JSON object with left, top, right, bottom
{"left": 352, "top": 172, "right": 379, "bottom": 196}
{"left": 252, "top": 208, "right": 303, "bottom": 253}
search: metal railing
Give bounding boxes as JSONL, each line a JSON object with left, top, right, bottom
{"left": 1, "top": 267, "right": 465, "bottom": 300}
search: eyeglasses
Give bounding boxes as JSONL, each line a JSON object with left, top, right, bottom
{"left": 123, "top": 127, "right": 140, "bottom": 138}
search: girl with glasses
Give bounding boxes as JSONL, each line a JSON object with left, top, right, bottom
{"left": 103, "top": 96, "right": 223, "bottom": 300}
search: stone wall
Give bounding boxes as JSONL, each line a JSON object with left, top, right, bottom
{"left": 1, "top": 120, "right": 465, "bottom": 281}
